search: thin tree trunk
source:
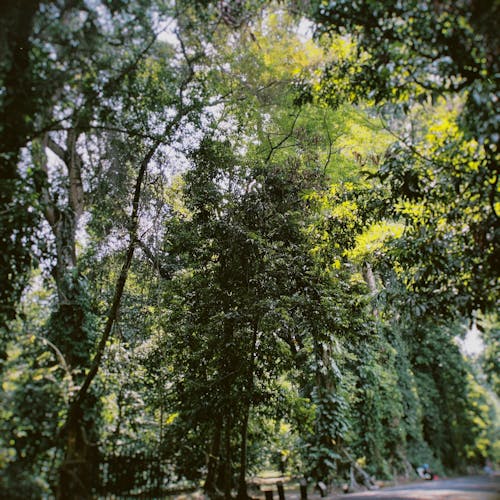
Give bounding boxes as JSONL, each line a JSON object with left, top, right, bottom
{"left": 237, "top": 407, "right": 250, "bottom": 500}
{"left": 362, "top": 262, "right": 378, "bottom": 317}
{"left": 223, "top": 415, "right": 233, "bottom": 500}
{"left": 111, "top": 386, "right": 125, "bottom": 455}
{"left": 363, "top": 262, "right": 377, "bottom": 294}
{"left": 205, "top": 416, "right": 223, "bottom": 497}
{"left": 237, "top": 323, "right": 258, "bottom": 500}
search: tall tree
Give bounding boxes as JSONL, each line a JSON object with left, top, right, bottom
{"left": 307, "top": 0, "right": 499, "bottom": 316}
{"left": 0, "top": 0, "right": 42, "bottom": 357}
{"left": 1, "top": 1, "right": 214, "bottom": 496}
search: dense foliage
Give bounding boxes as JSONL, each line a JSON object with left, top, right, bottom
{"left": 0, "top": 1, "right": 498, "bottom": 498}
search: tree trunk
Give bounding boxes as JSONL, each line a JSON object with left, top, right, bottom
{"left": 222, "top": 415, "right": 233, "bottom": 500}
{"left": 39, "top": 131, "right": 96, "bottom": 500}
{"left": 205, "top": 416, "right": 223, "bottom": 497}
{"left": 237, "top": 323, "right": 258, "bottom": 500}
{"left": 58, "top": 412, "right": 98, "bottom": 500}
{"left": 312, "top": 337, "right": 343, "bottom": 483}
{"left": 236, "top": 407, "right": 250, "bottom": 500}
{"left": 57, "top": 137, "right": 159, "bottom": 499}
{"left": 362, "top": 262, "right": 377, "bottom": 294}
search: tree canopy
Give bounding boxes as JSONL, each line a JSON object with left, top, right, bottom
{"left": 0, "top": 1, "right": 498, "bottom": 498}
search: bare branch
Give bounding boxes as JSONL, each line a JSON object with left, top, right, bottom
{"left": 46, "top": 136, "right": 67, "bottom": 163}
{"left": 265, "top": 108, "right": 302, "bottom": 163}
{"left": 137, "top": 239, "right": 173, "bottom": 280}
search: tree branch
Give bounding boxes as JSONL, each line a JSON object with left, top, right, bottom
{"left": 39, "top": 134, "right": 57, "bottom": 228}
{"left": 137, "top": 239, "right": 173, "bottom": 280}
{"left": 265, "top": 108, "right": 302, "bottom": 163}
{"left": 64, "top": 136, "right": 161, "bottom": 428}
{"left": 66, "top": 129, "right": 84, "bottom": 218}
{"left": 46, "top": 136, "right": 67, "bottom": 163}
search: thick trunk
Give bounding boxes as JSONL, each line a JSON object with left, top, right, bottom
{"left": 312, "top": 338, "right": 343, "bottom": 483}
{"left": 51, "top": 277, "right": 94, "bottom": 500}
{"left": 42, "top": 132, "right": 95, "bottom": 499}
{"left": 36, "top": 129, "right": 94, "bottom": 499}
{"left": 58, "top": 412, "right": 98, "bottom": 500}
{"left": 48, "top": 226, "right": 95, "bottom": 499}
{"left": 0, "top": 0, "right": 41, "bottom": 334}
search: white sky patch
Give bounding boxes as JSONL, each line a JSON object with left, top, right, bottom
{"left": 297, "top": 17, "right": 314, "bottom": 42}
{"left": 156, "top": 14, "right": 180, "bottom": 48}
{"left": 76, "top": 211, "right": 91, "bottom": 256}
{"left": 457, "top": 320, "right": 485, "bottom": 357}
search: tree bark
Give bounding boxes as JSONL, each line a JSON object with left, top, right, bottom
{"left": 237, "top": 323, "right": 258, "bottom": 500}
{"left": 236, "top": 407, "right": 250, "bottom": 500}
{"left": 222, "top": 415, "right": 233, "bottom": 500}
{"left": 363, "top": 262, "right": 377, "bottom": 294}
{"left": 205, "top": 416, "right": 223, "bottom": 497}
{"left": 45, "top": 132, "right": 93, "bottom": 500}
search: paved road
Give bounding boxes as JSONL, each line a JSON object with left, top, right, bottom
{"left": 335, "top": 476, "right": 500, "bottom": 500}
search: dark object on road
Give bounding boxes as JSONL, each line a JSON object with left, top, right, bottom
{"left": 417, "top": 463, "right": 436, "bottom": 480}
{"left": 299, "top": 478, "right": 308, "bottom": 500}
{"left": 316, "top": 481, "right": 327, "bottom": 497}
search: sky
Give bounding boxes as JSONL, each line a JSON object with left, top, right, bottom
{"left": 458, "top": 322, "right": 485, "bottom": 357}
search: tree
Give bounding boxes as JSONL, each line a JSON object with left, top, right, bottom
{"left": 0, "top": 0, "right": 42, "bottom": 358}
{"left": 153, "top": 137, "right": 341, "bottom": 497}
{"left": 1, "top": 1, "right": 214, "bottom": 496}
{"left": 307, "top": 0, "right": 499, "bottom": 316}
{"left": 479, "top": 314, "right": 500, "bottom": 397}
